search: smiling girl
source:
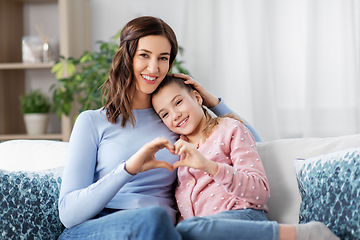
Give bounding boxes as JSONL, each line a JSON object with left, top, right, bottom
{"left": 151, "top": 75, "right": 340, "bottom": 240}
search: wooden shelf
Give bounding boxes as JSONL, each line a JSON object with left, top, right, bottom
{"left": 0, "top": 133, "right": 63, "bottom": 141}
{"left": 0, "top": 62, "right": 55, "bottom": 70}
{"left": 0, "top": 0, "right": 92, "bottom": 142}
{"left": 10, "top": 0, "right": 57, "bottom": 3}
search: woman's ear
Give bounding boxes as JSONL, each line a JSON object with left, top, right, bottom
{"left": 193, "top": 90, "right": 203, "bottom": 106}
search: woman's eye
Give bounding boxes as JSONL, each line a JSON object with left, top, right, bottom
{"left": 140, "top": 53, "right": 148, "bottom": 58}
{"left": 160, "top": 56, "right": 169, "bottom": 61}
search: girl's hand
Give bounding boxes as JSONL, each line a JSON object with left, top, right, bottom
{"left": 125, "top": 137, "right": 175, "bottom": 175}
{"left": 171, "top": 73, "right": 220, "bottom": 108}
{"left": 172, "top": 139, "right": 218, "bottom": 176}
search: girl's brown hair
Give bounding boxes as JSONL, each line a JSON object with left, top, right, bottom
{"left": 102, "top": 16, "right": 178, "bottom": 127}
{"left": 152, "top": 75, "right": 246, "bottom": 141}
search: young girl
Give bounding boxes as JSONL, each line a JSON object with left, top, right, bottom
{"left": 151, "top": 75, "right": 340, "bottom": 240}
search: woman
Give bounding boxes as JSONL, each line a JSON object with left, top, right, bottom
{"left": 58, "top": 16, "right": 259, "bottom": 239}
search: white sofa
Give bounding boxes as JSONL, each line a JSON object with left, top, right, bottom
{"left": 1, "top": 134, "right": 359, "bottom": 239}
{"left": 257, "top": 134, "right": 360, "bottom": 224}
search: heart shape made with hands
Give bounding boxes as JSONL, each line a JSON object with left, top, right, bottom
{"left": 146, "top": 137, "right": 214, "bottom": 175}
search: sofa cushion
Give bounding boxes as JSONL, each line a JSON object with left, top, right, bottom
{"left": 0, "top": 140, "right": 68, "bottom": 239}
{"left": 294, "top": 148, "right": 360, "bottom": 240}
{"left": 0, "top": 140, "right": 67, "bottom": 171}
{"left": 0, "top": 170, "right": 64, "bottom": 239}
{"left": 257, "top": 134, "right": 360, "bottom": 224}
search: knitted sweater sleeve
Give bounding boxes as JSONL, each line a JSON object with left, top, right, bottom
{"left": 212, "top": 120, "right": 270, "bottom": 207}
{"left": 58, "top": 112, "right": 134, "bottom": 228}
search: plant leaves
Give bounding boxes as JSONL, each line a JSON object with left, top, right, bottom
{"left": 66, "top": 62, "right": 77, "bottom": 77}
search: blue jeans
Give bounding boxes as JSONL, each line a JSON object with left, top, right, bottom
{"left": 176, "top": 209, "right": 279, "bottom": 240}
{"left": 58, "top": 206, "right": 181, "bottom": 240}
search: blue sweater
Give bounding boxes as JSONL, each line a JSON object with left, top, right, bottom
{"left": 58, "top": 100, "right": 262, "bottom": 228}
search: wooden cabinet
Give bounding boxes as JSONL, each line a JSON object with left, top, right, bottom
{"left": 0, "top": 0, "right": 92, "bottom": 142}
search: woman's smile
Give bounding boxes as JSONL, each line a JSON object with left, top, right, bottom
{"left": 141, "top": 74, "right": 158, "bottom": 84}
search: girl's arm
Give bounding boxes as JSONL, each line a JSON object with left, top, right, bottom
{"left": 59, "top": 112, "right": 174, "bottom": 228}
{"left": 211, "top": 120, "right": 269, "bottom": 206}
{"left": 171, "top": 73, "right": 263, "bottom": 142}
{"left": 173, "top": 120, "right": 269, "bottom": 207}
{"left": 173, "top": 139, "right": 218, "bottom": 176}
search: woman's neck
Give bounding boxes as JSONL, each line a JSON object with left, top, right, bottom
{"left": 132, "top": 90, "right": 152, "bottom": 109}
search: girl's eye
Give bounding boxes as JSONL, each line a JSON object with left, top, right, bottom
{"left": 162, "top": 113, "right": 169, "bottom": 118}
{"left": 176, "top": 100, "right": 182, "bottom": 106}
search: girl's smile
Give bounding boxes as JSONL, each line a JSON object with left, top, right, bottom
{"left": 177, "top": 117, "right": 189, "bottom": 128}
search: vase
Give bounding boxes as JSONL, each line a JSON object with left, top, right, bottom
{"left": 23, "top": 113, "right": 48, "bottom": 135}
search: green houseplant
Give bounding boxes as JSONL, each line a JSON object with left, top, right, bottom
{"left": 50, "top": 31, "right": 189, "bottom": 119}
{"left": 19, "top": 89, "right": 51, "bottom": 135}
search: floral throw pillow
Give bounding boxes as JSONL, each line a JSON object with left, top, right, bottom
{"left": 294, "top": 148, "right": 360, "bottom": 240}
{"left": 0, "top": 170, "right": 64, "bottom": 239}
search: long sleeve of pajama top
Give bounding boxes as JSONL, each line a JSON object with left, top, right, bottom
{"left": 175, "top": 118, "right": 270, "bottom": 219}
{"left": 59, "top": 99, "right": 256, "bottom": 228}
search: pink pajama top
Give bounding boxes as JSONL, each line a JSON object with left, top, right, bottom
{"left": 175, "top": 117, "right": 270, "bottom": 219}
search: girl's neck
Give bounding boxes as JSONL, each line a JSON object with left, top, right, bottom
{"left": 186, "top": 115, "right": 207, "bottom": 145}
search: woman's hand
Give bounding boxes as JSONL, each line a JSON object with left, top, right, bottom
{"left": 125, "top": 137, "right": 175, "bottom": 175}
{"left": 171, "top": 73, "right": 220, "bottom": 108}
{"left": 173, "top": 139, "right": 218, "bottom": 176}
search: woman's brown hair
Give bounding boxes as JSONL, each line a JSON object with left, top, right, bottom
{"left": 152, "top": 75, "right": 246, "bottom": 142}
{"left": 102, "top": 16, "right": 178, "bottom": 127}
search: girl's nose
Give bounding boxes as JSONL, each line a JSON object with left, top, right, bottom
{"left": 173, "top": 111, "right": 181, "bottom": 121}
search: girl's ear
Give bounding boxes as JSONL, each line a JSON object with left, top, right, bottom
{"left": 193, "top": 90, "right": 203, "bottom": 106}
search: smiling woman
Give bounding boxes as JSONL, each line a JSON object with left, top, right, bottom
{"left": 57, "top": 16, "right": 246, "bottom": 240}
{"left": 102, "top": 17, "right": 178, "bottom": 128}
{"left": 132, "top": 35, "right": 172, "bottom": 103}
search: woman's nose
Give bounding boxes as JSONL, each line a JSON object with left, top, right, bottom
{"left": 147, "top": 59, "right": 159, "bottom": 73}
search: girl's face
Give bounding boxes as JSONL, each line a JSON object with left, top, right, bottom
{"left": 132, "top": 35, "right": 172, "bottom": 100}
{"left": 152, "top": 83, "right": 206, "bottom": 140}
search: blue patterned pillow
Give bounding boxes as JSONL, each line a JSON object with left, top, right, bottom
{"left": 0, "top": 170, "right": 64, "bottom": 239}
{"left": 294, "top": 148, "right": 360, "bottom": 240}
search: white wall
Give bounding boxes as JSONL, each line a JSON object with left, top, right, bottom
{"left": 90, "top": 0, "right": 186, "bottom": 51}
{"left": 26, "top": 0, "right": 359, "bottom": 140}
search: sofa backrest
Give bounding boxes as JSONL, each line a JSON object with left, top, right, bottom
{"left": 257, "top": 134, "right": 360, "bottom": 224}
{"left": 0, "top": 140, "right": 68, "bottom": 171}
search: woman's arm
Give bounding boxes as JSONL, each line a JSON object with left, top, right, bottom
{"left": 58, "top": 112, "right": 134, "bottom": 228}
{"left": 59, "top": 112, "right": 175, "bottom": 228}
{"left": 210, "top": 99, "right": 263, "bottom": 142}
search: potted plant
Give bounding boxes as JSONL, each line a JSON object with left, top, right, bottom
{"left": 50, "top": 30, "right": 189, "bottom": 120}
{"left": 20, "top": 89, "right": 51, "bottom": 135}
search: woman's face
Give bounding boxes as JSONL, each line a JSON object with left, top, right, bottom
{"left": 132, "top": 35, "right": 172, "bottom": 97}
